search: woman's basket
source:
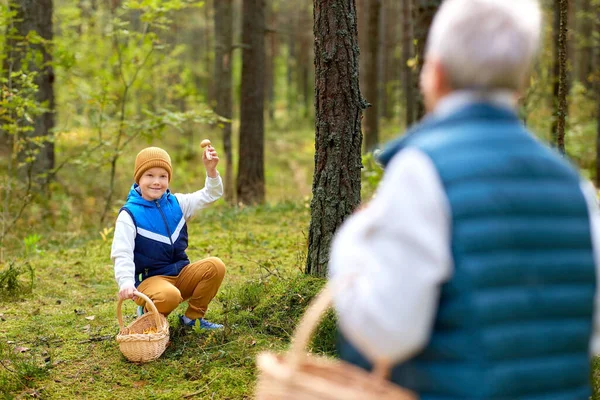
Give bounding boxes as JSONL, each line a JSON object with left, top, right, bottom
{"left": 255, "top": 285, "right": 417, "bottom": 400}
{"left": 116, "top": 291, "right": 169, "bottom": 363}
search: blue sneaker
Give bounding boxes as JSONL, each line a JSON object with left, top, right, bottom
{"left": 179, "top": 315, "right": 223, "bottom": 330}
{"left": 136, "top": 305, "right": 144, "bottom": 317}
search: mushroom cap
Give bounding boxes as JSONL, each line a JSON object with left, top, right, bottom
{"left": 200, "top": 139, "right": 211, "bottom": 148}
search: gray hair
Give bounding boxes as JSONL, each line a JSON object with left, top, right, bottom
{"left": 425, "top": 0, "right": 542, "bottom": 91}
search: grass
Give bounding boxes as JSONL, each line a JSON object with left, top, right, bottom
{"left": 0, "top": 202, "right": 338, "bottom": 399}
{"left": 3, "top": 112, "right": 600, "bottom": 398}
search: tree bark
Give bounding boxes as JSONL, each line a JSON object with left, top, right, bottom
{"left": 402, "top": 0, "right": 414, "bottom": 127}
{"left": 265, "top": 1, "right": 277, "bottom": 121}
{"left": 552, "top": 0, "right": 568, "bottom": 154}
{"left": 237, "top": 0, "right": 266, "bottom": 204}
{"left": 5, "top": 0, "right": 55, "bottom": 184}
{"left": 363, "top": 0, "right": 381, "bottom": 152}
{"left": 306, "top": 0, "right": 366, "bottom": 277}
{"left": 413, "top": 0, "right": 439, "bottom": 120}
{"left": 595, "top": 6, "right": 600, "bottom": 186}
{"left": 214, "top": 0, "right": 235, "bottom": 203}
{"left": 286, "top": 2, "right": 297, "bottom": 109}
{"left": 298, "top": 2, "right": 313, "bottom": 118}
{"left": 577, "top": 0, "right": 593, "bottom": 88}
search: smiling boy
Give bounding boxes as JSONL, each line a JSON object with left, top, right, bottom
{"left": 111, "top": 146, "right": 226, "bottom": 330}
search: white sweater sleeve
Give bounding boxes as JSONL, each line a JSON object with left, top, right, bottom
{"left": 111, "top": 211, "right": 137, "bottom": 290}
{"left": 174, "top": 174, "right": 224, "bottom": 220}
{"left": 581, "top": 181, "right": 600, "bottom": 356}
{"left": 329, "top": 148, "right": 453, "bottom": 363}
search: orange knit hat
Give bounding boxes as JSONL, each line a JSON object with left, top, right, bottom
{"left": 133, "top": 147, "right": 173, "bottom": 184}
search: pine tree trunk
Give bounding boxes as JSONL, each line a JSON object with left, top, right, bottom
{"left": 595, "top": 7, "right": 600, "bottom": 186}
{"left": 265, "top": 2, "right": 277, "bottom": 121}
{"left": 237, "top": 0, "right": 266, "bottom": 204}
{"left": 6, "top": 0, "right": 55, "bottom": 184}
{"left": 306, "top": 0, "right": 366, "bottom": 277}
{"left": 413, "top": 0, "right": 439, "bottom": 120}
{"left": 298, "top": 3, "right": 312, "bottom": 118}
{"left": 363, "top": 0, "right": 381, "bottom": 152}
{"left": 402, "top": 0, "right": 414, "bottom": 127}
{"left": 214, "top": 0, "right": 235, "bottom": 203}
{"left": 204, "top": 1, "right": 214, "bottom": 103}
{"left": 286, "top": 4, "right": 297, "bottom": 110}
{"left": 577, "top": 0, "right": 592, "bottom": 88}
{"left": 552, "top": 0, "right": 568, "bottom": 154}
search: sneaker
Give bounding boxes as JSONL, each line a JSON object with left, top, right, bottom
{"left": 136, "top": 305, "right": 144, "bottom": 317}
{"left": 179, "top": 315, "right": 223, "bottom": 330}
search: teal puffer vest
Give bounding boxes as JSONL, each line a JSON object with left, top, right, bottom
{"left": 339, "top": 103, "right": 596, "bottom": 400}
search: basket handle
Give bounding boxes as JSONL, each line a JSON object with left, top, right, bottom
{"left": 116, "top": 290, "right": 166, "bottom": 332}
{"left": 287, "top": 282, "right": 392, "bottom": 379}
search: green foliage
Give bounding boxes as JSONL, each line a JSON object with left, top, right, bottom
{"left": 0, "top": 8, "right": 50, "bottom": 249}
{"left": 23, "top": 234, "right": 42, "bottom": 257}
{"left": 361, "top": 151, "right": 384, "bottom": 201}
{"left": 0, "top": 261, "right": 34, "bottom": 298}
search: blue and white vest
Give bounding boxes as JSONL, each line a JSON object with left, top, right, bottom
{"left": 338, "top": 103, "right": 596, "bottom": 399}
{"left": 121, "top": 184, "right": 190, "bottom": 286}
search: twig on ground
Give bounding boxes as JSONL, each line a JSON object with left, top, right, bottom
{"left": 182, "top": 373, "right": 221, "bottom": 398}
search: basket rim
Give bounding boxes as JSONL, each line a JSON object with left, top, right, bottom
{"left": 116, "top": 290, "right": 168, "bottom": 333}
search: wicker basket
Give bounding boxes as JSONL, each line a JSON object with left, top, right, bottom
{"left": 116, "top": 291, "right": 169, "bottom": 363}
{"left": 255, "top": 285, "right": 417, "bottom": 400}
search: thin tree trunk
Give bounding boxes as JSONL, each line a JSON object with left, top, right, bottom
{"left": 402, "top": 0, "right": 414, "bottom": 127}
{"left": 298, "top": 3, "right": 312, "bottom": 118}
{"left": 363, "top": 0, "right": 381, "bottom": 152}
{"left": 205, "top": 1, "right": 214, "bottom": 103}
{"left": 214, "top": 0, "right": 234, "bottom": 203}
{"left": 286, "top": 3, "right": 297, "bottom": 110}
{"left": 306, "top": 0, "right": 367, "bottom": 277}
{"left": 265, "top": 3, "right": 276, "bottom": 121}
{"left": 237, "top": 0, "right": 266, "bottom": 204}
{"left": 413, "top": 0, "right": 439, "bottom": 120}
{"left": 552, "top": 0, "right": 569, "bottom": 154}
{"left": 6, "top": 0, "right": 55, "bottom": 184}
{"left": 357, "top": 0, "right": 368, "bottom": 104}
{"left": 578, "top": 0, "right": 592, "bottom": 88}
{"left": 378, "top": 0, "right": 388, "bottom": 120}
{"left": 595, "top": 7, "right": 600, "bottom": 186}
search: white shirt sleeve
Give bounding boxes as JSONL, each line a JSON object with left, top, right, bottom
{"left": 111, "top": 211, "right": 137, "bottom": 290}
{"left": 174, "top": 174, "right": 224, "bottom": 221}
{"left": 581, "top": 180, "right": 600, "bottom": 356}
{"left": 329, "top": 148, "right": 453, "bottom": 363}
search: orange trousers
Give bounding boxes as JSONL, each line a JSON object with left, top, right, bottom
{"left": 135, "top": 257, "right": 226, "bottom": 320}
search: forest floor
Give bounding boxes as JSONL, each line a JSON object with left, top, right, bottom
{"left": 2, "top": 119, "right": 600, "bottom": 399}
{"left": 0, "top": 203, "right": 340, "bottom": 399}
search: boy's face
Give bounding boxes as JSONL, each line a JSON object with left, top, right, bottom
{"left": 138, "top": 167, "right": 169, "bottom": 201}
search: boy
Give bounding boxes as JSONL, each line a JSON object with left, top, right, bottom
{"left": 111, "top": 145, "right": 225, "bottom": 329}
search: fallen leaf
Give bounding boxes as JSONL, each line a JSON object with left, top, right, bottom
{"left": 14, "top": 346, "right": 30, "bottom": 353}
{"left": 85, "top": 316, "right": 95, "bottom": 321}
{"left": 82, "top": 324, "right": 90, "bottom": 332}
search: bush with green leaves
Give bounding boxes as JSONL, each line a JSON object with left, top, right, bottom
{"left": 0, "top": 261, "right": 34, "bottom": 298}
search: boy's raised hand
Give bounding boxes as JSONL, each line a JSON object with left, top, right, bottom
{"left": 201, "top": 139, "right": 219, "bottom": 177}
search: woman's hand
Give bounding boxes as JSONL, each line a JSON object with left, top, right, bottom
{"left": 203, "top": 145, "right": 220, "bottom": 177}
